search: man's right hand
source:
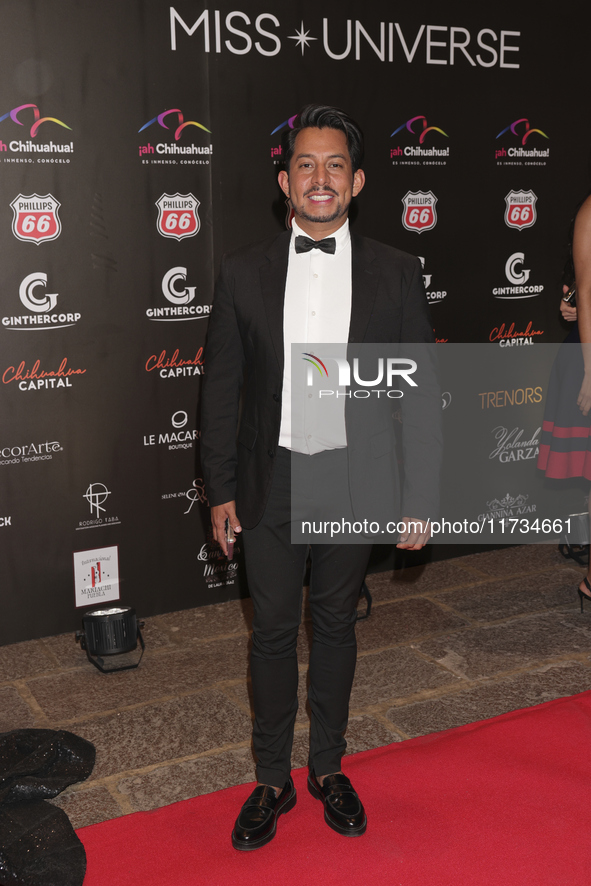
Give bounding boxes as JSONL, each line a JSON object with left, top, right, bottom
{"left": 211, "top": 501, "right": 242, "bottom": 557}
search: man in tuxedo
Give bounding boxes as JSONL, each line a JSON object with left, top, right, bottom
{"left": 200, "top": 104, "right": 437, "bottom": 850}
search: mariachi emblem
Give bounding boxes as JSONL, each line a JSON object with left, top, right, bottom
{"left": 401, "top": 190, "right": 437, "bottom": 234}
{"left": 10, "top": 194, "right": 61, "bottom": 244}
{"left": 504, "top": 189, "right": 537, "bottom": 231}
{"left": 155, "top": 192, "right": 200, "bottom": 241}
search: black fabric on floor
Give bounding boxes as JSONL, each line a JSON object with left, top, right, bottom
{"left": 0, "top": 730, "right": 95, "bottom": 886}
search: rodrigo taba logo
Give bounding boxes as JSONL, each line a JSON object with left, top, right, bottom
{"left": 390, "top": 115, "right": 449, "bottom": 166}
{"left": 138, "top": 108, "right": 212, "bottom": 165}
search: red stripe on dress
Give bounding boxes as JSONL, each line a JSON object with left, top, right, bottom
{"left": 541, "top": 449, "right": 591, "bottom": 480}
{"left": 546, "top": 425, "right": 591, "bottom": 439}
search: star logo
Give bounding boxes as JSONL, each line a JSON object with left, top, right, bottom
{"left": 289, "top": 21, "right": 317, "bottom": 56}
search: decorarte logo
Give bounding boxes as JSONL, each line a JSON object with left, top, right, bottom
{"left": 10, "top": 194, "right": 61, "bottom": 244}
{"left": 155, "top": 193, "right": 200, "bottom": 240}
{"left": 504, "top": 189, "right": 537, "bottom": 230}
{"left": 401, "top": 191, "right": 437, "bottom": 233}
{"left": 0, "top": 103, "right": 73, "bottom": 163}
{"left": 2, "top": 272, "right": 81, "bottom": 331}
{"left": 390, "top": 115, "right": 449, "bottom": 166}
{"left": 138, "top": 108, "right": 212, "bottom": 165}
{"left": 495, "top": 118, "right": 549, "bottom": 166}
{"left": 0, "top": 439, "right": 63, "bottom": 467}
{"left": 2, "top": 357, "right": 86, "bottom": 392}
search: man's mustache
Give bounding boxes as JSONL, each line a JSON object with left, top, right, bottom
{"left": 303, "top": 187, "right": 339, "bottom": 197}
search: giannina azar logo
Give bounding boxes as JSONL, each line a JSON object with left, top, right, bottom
{"left": 390, "top": 115, "right": 449, "bottom": 166}
{"left": 138, "top": 109, "right": 212, "bottom": 164}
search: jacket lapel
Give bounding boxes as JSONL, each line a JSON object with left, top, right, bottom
{"left": 349, "top": 233, "right": 379, "bottom": 343}
{"left": 259, "top": 230, "right": 291, "bottom": 373}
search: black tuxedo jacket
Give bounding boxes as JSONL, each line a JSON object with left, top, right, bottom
{"left": 200, "top": 229, "right": 441, "bottom": 529}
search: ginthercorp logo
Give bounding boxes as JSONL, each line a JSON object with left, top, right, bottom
{"left": 495, "top": 119, "right": 549, "bottom": 166}
{"left": 492, "top": 253, "right": 544, "bottom": 299}
{"left": 138, "top": 109, "right": 212, "bottom": 165}
{"left": 303, "top": 352, "right": 417, "bottom": 397}
{"left": 0, "top": 104, "right": 73, "bottom": 163}
{"left": 155, "top": 193, "right": 200, "bottom": 240}
{"left": 146, "top": 267, "right": 211, "bottom": 321}
{"left": 390, "top": 115, "right": 449, "bottom": 166}
{"left": 504, "top": 189, "right": 537, "bottom": 230}
{"left": 401, "top": 191, "right": 437, "bottom": 233}
{"left": 418, "top": 256, "right": 446, "bottom": 303}
{"left": 2, "top": 273, "right": 81, "bottom": 330}
{"left": 10, "top": 194, "right": 61, "bottom": 244}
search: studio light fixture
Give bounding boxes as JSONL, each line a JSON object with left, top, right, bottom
{"left": 76, "top": 605, "right": 145, "bottom": 673}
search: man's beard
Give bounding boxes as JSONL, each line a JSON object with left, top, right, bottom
{"left": 293, "top": 188, "right": 351, "bottom": 226}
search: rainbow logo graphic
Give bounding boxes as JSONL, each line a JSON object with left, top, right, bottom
{"left": 0, "top": 104, "right": 71, "bottom": 137}
{"left": 302, "top": 353, "right": 329, "bottom": 378}
{"left": 496, "top": 119, "right": 548, "bottom": 145}
{"left": 139, "top": 110, "right": 211, "bottom": 141}
{"left": 270, "top": 115, "right": 297, "bottom": 136}
{"left": 390, "top": 116, "right": 448, "bottom": 143}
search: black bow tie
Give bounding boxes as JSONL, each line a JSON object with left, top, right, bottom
{"left": 294, "top": 235, "right": 336, "bottom": 255}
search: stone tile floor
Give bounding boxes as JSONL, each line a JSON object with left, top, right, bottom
{"left": 2, "top": 544, "right": 591, "bottom": 830}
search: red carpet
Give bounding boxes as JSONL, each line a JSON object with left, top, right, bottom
{"left": 79, "top": 691, "right": 591, "bottom": 885}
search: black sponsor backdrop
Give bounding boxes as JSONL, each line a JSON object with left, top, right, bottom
{"left": 0, "top": 0, "right": 588, "bottom": 644}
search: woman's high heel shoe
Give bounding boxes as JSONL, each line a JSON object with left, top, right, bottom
{"left": 577, "top": 576, "right": 591, "bottom": 612}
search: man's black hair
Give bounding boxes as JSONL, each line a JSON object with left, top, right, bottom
{"left": 281, "top": 104, "right": 364, "bottom": 172}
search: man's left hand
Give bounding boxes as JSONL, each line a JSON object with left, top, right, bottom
{"left": 396, "top": 518, "right": 431, "bottom": 550}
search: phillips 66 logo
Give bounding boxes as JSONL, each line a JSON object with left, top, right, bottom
{"left": 10, "top": 194, "right": 61, "bottom": 244}
{"left": 504, "top": 189, "right": 537, "bottom": 231}
{"left": 401, "top": 190, "right": 437, "bottom": 233}
{"left": 155, "top": 193, "right": 200, "bottom": 241}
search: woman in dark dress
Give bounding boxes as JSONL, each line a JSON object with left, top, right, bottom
{"left": 538, "top": 194, "right": 591, "bottom": 606}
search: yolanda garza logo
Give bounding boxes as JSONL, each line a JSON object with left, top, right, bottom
{"left": 155, "top": 193, "right": 200, "bottom": 240}
{"left": 489, "top": 425, "right": 540, "bottom": 464}
{"left": 10, "top": 194, "right": 61, "bottom": 244}
{"left": 402, "top": 191, "right": 437, "bottom": 233}
{"left": 171, "top": 10, "right": 521, "bottom": 69}
{"left": 145, "top": 347, "right": 204, "bottom": 378}
{"left": 495, "top": 118, "right": 549, "bottom": 166}
{"left": 146, "top": 267, "right": 211, "bottom": 321}
{"left": 493, "top": 252, "right": 544, "bottom": 299}
{"left": 2, "top": 272, "right": 81, "bottom": 330}
{"left": 138, "top": 109, "right": 212, "bottom": 166}
{"left": 504, "top": 189, "right": 537, "bottom": 230}
{"left": 303, "top": 352, "right": 417, "bottom": 398}
{"left": 489, "top": 320, "right": 544, "bottom": 347}
{"left": 419, "top": 256, "right": 446, "bottom": 304}
{"left": 77, "top": 483, "right": 120, "bottom": 530}
{"left": 2, "top": 357, "right": 86, "bottom": 391}
{"left": 143, "top": 410, "right": 200, "bottom": 450}
{"left": 0, "top": 439, "right": 63, "bottom": 467}
{"left": 0, "top": 104, "right": 73, "bottom": 164}
{"left": 390, "top": 115, "right": 449, "bottom": 166}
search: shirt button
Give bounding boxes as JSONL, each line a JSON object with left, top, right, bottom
{"left": 313, "top": 273, "right": 319, "bottom": 278}
{"left": 311, "top": 311, "right": 316, "bottom": 316}
{"left": 308, "top": 393, "right": 312, "bottom": 398}
{"left": 268, "top": 449, "right": 275, "bottom": 457}
{"left": 273, "top": 393, "right": 280, "bottom": 402}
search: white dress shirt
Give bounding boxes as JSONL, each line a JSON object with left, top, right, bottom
{"left": 278, "top": 217, "right": 352, "bottom": 454}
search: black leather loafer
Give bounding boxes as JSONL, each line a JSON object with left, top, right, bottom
{"left": 307, "top": 770, "right": 367, "bottom": 836}
{"left": 231, "top": 777, "right": 297, "bottom": 851}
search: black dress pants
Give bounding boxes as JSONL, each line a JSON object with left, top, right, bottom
{"left": 242, "top": 447, "right": 372, "bottom": 787}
